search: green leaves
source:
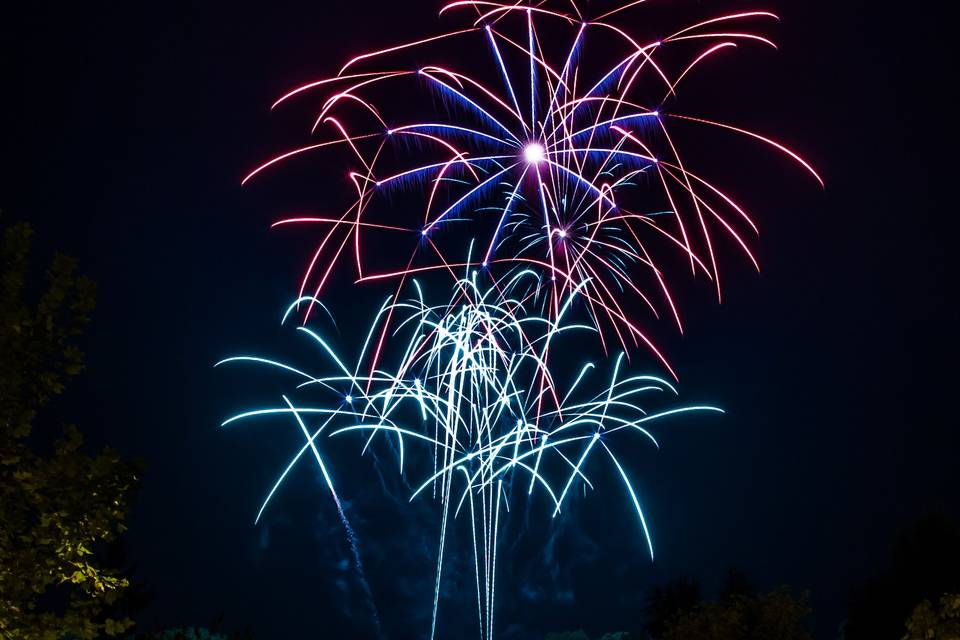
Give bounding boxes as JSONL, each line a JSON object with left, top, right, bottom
{"left": 661, "top": 588, "right": 813, "bottom": 640}
{"left": 1, "top": 220, "right": 95, "bottom": 441}
{"left": 1, "top": 219, "right": 139, "bottom": 640}
{"left": 902, "top": 593, "right": 960, "bottom": 640}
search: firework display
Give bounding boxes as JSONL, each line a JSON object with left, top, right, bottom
{"left": 224, "top": 1, "right": 820, "bottom": 637}
{"left": 243, "top": 0, "right": 820, "bottom": 371}
{"left": 220, "top": 273, "right": 721, "bottom": 637}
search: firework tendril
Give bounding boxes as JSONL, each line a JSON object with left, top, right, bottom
{"left": 224, "top": 1, "right": 820, "bottom": 637}
{"left": 220, "top": 273, "right": 722, "bottom": 638}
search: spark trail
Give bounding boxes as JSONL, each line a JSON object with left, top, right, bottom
{"left": 282, "top": 395, "right": 383, "bottom": 638}
{"left": 224, "top": 1, "right": 821, "bottom": 636}
{"left": 243, "top": 0, "right": 822, "bottom": 368}
{"left": 220, "top": 272, "right": 723, "bottom": 638}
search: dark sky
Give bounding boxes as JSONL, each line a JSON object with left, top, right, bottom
{"left": 1, "top": 1, "right": 957, "bottom": 639}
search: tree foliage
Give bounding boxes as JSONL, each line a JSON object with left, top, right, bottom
{"left": 902, "top": 593, "right": 960, "bottom": 640}
{"left": 0, "top": 220, "right": 140, "bottom": 639}
{"left": 846, "top": 514, "right": 960, "bottom": 640}
{"left": 642, "top": 576, "right": 702, "bottom": 638}
{"left": 661, "top": 588, "right": 812, "bottom": 640}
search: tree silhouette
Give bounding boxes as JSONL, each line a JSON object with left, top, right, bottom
{"left": 845, "top": 513, "right": 960, "bottom": 640}
{"left": 901, "top": 593, "right": 960, "bottom": 640}
{"left": 0, "top": 219, "right": 140, "bottom": 639}
{"left": 719, "top": 568, "right": 755, "bottom": 603}
{"left": 643, "top": 576, "right": 702, "bottom": 639}
{"left": 663, "top": 588, "right": 812, "bottom": 640}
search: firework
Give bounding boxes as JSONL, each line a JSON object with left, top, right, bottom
{"left": 242, "top": 0, "right": 821, "bottom": 370}
{"left": 225, "top": 1, "right": 821, "bottom": 636}
{"left": 219, "top": 273, "right": 722, "bottom": 638}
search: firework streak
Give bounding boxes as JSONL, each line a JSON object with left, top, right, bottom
{"left": 220, "top": 273, "right": 722, "bottom": 637}
{"left": 244, "top": 0, "right": 821, "bottom": 374}
{"left": 226, "top": 1, "right": 820, "bottom": 637}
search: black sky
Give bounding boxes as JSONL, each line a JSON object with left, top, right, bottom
{"left": 1, "top": 1, "right": 957, "bottom": 638}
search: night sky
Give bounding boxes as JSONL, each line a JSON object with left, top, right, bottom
{"left": 1, "top": 1, "right": 957, "bottom": 638}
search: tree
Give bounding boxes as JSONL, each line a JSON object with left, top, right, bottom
{"left": 719, "top": 568, "right": 755, "bottom": 604}
{"left": 0, "top": 220, "right": 140, "bottom": 639}
{"left": 661, "top": 588, "right": 812, "bottom": 640}
{"left": 846, "top": 514, "right": 960, "bottom": 640}
{"left": 901, "top": 593, "right": 960, "bottom": 640}
{"left": 643, "top": 577, "right": 702, "bottom": 638}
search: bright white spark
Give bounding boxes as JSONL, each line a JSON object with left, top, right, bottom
{"left": 523, "top": 142, "right": 545, "bottom": 164}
